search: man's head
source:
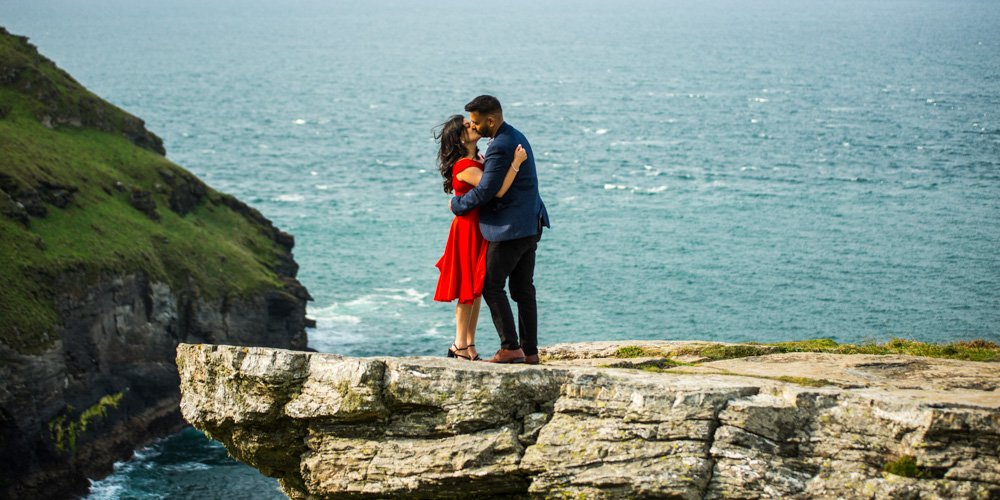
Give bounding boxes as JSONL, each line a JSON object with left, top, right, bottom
{"left": 465, "top": 95, "right": 503, "bottom": 138}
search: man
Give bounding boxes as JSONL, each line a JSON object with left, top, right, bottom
{"left": 450, "top": 95, "right": 550, "bottom": 364}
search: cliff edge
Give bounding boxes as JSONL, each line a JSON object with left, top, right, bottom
{"left": 0, "top": 27, "right": 310, "bottom": 498}
{"left": 178, "top": 341, "right": 1000, "bottom": 499}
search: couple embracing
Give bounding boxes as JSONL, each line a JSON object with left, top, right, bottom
{"left": 433, "top": 95, "right": 550, "bottom": 364}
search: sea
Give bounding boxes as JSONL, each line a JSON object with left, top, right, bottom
{"left": 2, "top": 0, "right": 999, "bottom": 497}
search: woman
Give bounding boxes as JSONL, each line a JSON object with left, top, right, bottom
{"left": 433, "top": 114, "right": 526, "bottom": 361}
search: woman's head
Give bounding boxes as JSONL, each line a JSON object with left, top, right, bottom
{"left": 435, "top": 114, "right": 479, "bottom": 193}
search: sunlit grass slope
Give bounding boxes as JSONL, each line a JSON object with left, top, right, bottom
{"left": 0, "top": 28, "right": 291, "bottom": 354}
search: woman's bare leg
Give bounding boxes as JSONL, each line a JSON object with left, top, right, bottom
{"left": 465, "top": 297, "right": 482, "bottom": 359}
{"left": 454, "top": 303, "right": 473, "bottom": 358}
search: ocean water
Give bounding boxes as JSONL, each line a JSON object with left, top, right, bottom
{"left": 3, "top": 0, "right": 999, "bottom": 497}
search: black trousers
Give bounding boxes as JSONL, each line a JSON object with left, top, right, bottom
{"left": 483, "top": 230, "right": 541, "bottom": 355}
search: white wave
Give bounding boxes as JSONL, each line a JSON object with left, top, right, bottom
{"left": 273, "top": 194, "right": 305, "bottom": 202}
{"left": 293, "top": 119, "right": 306, "bottom": 125}
{"left": 595, "top": 129, "right": 608, "bottom": 135}
{"left": 315, "top": 184, "right": 330, "bottom": 190}
{"left": 308, "top": 303, "right": 362, "bottom": 324}
{"left": 310, "top": 171, "right": 318, "bottom": 176}
{"left": 640, "top": 185, "right": 668, "bottom": 193}
{"left": 130, "top": 445, "right": 162, "bottom": 462}
{"left": 751, "top": 97, "right": 769, "bottom": 103}
{"left": 328, "top": 288, "right": 430, "bottom": 313}
{"left": 604, "top": 184, "right": 628, "bottom": 190}
{"left": 164, "top": 462, "right": 212, "bottom": 472}
{"left": 86, "top": 480, "right": 126, "bottom": 500}
{"left": 376, "top": 288, "right": 428, "bottom": 305}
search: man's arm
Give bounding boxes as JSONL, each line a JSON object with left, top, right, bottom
{"left": 450, "top": 144, "right": 510, "bottom": 215}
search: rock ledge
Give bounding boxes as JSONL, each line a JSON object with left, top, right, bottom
{"left": 177, "top": 342, "right": 1000, "bottom": 499}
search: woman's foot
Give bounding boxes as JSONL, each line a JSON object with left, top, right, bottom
{"left": 466, "top": 344, "right": 481, "bottom": 361}
{"left": 447, "top": 344, "right": 473, "bottom": 360}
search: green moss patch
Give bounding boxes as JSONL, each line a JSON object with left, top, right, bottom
{"left": 48, "top": 392, "right": 124, "bottom": 453}
{"left": 613, "top": 345, "right": 662, "bottom": 358}
{"left": 883, "top": 455, "right": 944, "bottom": 479}
{"left": 675, "top": 344, "right": 778, "bottom": 361}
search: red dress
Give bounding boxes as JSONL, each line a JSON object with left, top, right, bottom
{"left": 434, "top": 158, "right": 488, "bottom": 305}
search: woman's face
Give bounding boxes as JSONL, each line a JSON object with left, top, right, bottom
{"left": 463, "top": 119, "right": 481, "bottom": 144}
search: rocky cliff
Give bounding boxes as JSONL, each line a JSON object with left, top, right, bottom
{"left": 0, "top": 27, "right": 309, "bottom": 498}
{"left": 178, "top": 342, "right": 1000, "bottom": 499}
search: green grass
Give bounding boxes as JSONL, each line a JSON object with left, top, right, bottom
{"left": 0, "top": 33, "right": 289, "bottom": 354}
{"left": 667, "top": 338, "right": 999, "bottom": 363}
{"left": 610, "top": 339, "right": 999, "bottom": 365}
{"left": 674, "top": 344, "right": 778, "bottom": 361}
{"left": 613, "top": 345, "right": 662, "bottom": 358}
{"left": 770, "top": 338, "right": 1000, "bottom": 362}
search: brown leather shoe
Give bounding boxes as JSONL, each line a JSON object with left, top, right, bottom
{"left": 488, "top": 348, "right": 526, "bottom": 364}
{"left": 524, "top": 354, "right": 540, "bottom": 365}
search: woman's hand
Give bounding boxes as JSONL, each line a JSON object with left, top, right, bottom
{"left": 513, "top": 144, "right": 527, "bottom": 170}
{"left": 496, "top": 145, "right": 527, "bottom": 199}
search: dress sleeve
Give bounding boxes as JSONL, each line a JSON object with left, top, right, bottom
{"left": 452, "top": 158, "right": 473, "bottom": 176}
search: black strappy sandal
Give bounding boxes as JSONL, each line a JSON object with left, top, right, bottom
{"left": 468, "top": 343, "right": 482, "bottom": 361}
{"left": 447, "top": 344, "right": 473, "bottom": 360}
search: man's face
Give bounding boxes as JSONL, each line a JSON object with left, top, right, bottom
{"left": 468, "top": 111, "right": 494, "bottom": 138}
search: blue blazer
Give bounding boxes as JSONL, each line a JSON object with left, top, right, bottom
{"left": 451, "top": 122, "right": 550, "bottom": 242}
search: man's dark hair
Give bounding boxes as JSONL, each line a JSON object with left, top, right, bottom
{"left": 465, "top": 95, "right": 503, "bottom": 116}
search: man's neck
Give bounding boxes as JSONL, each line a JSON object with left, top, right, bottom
{"left": 491, "top": 120, "right": 505, "bottom": 138}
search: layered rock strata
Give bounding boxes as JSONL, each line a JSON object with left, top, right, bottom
{"left": 177, "top": 343, "right": 1000, "bottom": 499}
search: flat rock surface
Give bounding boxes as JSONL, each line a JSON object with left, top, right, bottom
{"left": 178, "top": 342, "right": 1000, "bottom": 499}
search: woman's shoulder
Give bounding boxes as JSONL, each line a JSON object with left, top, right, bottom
{"left": 453, "top": 157, "right": 483, "bottom": 173}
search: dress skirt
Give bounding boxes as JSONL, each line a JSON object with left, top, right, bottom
{"left": 434, "top": 209, "right": 487, "bottom": 305}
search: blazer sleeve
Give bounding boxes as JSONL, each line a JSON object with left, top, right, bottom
{"left": 451, "top": 144, "right": 509, "bottom": 215}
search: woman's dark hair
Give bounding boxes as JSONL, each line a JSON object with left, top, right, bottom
{"left": 434, "top": 114, "right": 472, "bottom": 194}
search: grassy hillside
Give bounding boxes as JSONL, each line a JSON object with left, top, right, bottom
{"left": 0, "top": 28, "right": 294, "bottom": 354}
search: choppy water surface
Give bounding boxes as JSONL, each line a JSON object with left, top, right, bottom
{"left": 4, "top": 0, "right": 999, "bottom": 497}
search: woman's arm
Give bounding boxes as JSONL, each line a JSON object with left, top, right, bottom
{"left": 457, "top": 145, "right": 527, "bottom": 197}
{"left": 496, "top": 145, "right": 527, "bottom": 198}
